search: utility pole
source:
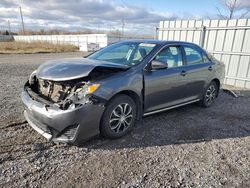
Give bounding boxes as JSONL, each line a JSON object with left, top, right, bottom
{"left": 19, "top": 6, "right": 25, "bottom": 35}
{"left": 121, "top": 19, "right": 125, "bottom": 38}
{"left": 8, "top": 20, "right": 11, "bottom": 35}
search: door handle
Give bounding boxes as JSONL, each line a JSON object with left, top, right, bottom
{"left": 180, "top": 70, "right": 187, "bottom": 76}
{"left": 208, "top": 66, "right": 213, "bottom": 71}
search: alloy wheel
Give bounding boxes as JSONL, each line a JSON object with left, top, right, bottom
{"left": 205, "top": 84, "right": 216, "bottom": 105}
{"left": 109, "top": 103, "right": 133, "bottom": 133}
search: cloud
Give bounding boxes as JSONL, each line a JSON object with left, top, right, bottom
{"left": 0, "top": 0, "right": 179, "bottom": 36}
{"left": 4, "top": 0, "right": 247, "bottom": 35}
{"left": 238, "top": 0, "right": 250, "bottom": 9}
{"left": 219, "top": 0, "right": 250, "bottom": 9}
{"left": 0, "top": 0, "right": 17, "bottom": 7}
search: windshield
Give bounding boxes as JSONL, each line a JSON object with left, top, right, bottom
{"left": 88, "top": 42, "right": 156, "bottom": 67}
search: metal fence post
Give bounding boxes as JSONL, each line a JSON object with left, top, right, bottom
{"left": 200, "top": 25, "right": 206, "bottom": 48}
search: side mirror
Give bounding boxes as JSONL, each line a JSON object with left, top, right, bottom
{"left": 151, "top": 60, "right": 168, "bottom": 70}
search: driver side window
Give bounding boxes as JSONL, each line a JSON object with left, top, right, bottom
{"left": 155, "top": 46, "right": 183, "bottom": 68}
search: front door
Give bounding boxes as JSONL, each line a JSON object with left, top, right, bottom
{"left": 144, "top": 46, "right": 188, "bottom": 113}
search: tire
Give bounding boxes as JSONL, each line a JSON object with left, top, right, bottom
{"left": 100, "top": 94, "right": 137, "bottom": 139}
{"left": 199, "top": 81, "right": 219, "bottom": 107}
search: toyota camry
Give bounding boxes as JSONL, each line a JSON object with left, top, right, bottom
{"left": 22, "top": 40, "right": 225, "bottom": 144}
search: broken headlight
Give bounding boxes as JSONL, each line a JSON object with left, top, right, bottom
{"left": 75, "top": 83, "right": 100, "bottom": 100}
{"left": 63, "top": 83, "right": 100, "bottom": 109}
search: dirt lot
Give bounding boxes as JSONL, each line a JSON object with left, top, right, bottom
{"left": 0, "top": 52, "right": 249, "bottom": 187}
{"left": 0, "top": 41, "right": 78, "bottom": 54}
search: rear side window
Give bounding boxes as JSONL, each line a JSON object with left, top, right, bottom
{"left": 184, "top": 46, "right": 203, "bottom": 65}
{"left": 155, "top": 46, "right": 183, "bottom": 68}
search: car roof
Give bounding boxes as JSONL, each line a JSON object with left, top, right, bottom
{"left": 118, "top": 39, "right": 201, "bottom": 47}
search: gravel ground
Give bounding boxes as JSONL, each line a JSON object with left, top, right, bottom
{"left": 0, "top": 53, "right": 249, "bottom": 188}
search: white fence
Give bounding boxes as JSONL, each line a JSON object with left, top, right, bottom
{"left": 13, "top": 34, "right": 152, "bottom": 52}
{"left": 158, "top": 19, "right": 250, "bottom": 89}
{"left": 14, "top": 34, "right": 110, "bottom": 51}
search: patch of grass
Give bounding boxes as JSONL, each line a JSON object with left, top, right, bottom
{"left": 0, "top": 41, "right": 79, "bottom": 54}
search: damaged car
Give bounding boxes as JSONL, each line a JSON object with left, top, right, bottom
{"left": 22, "top": 40, "right": 225, "bottom": 144}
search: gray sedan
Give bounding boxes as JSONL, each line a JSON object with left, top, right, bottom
{"left": 22, "top": 40, "right": 225, "bottom": 144}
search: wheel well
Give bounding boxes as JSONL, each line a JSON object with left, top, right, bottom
{"left": 212, "top": 78, "right": 220, "bottom": 88}
{"left": 108, "top": 90, "right": 142, "bottom": 120}
{"left": 211, "top": 78, "right": 220, "bottom": 96}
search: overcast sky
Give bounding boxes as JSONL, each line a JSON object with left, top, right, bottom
{"left": 0, "top": 0, "right": 249, "bottom": 36}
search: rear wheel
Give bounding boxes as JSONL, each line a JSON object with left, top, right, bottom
{"left": 199, "top": 81, "right": 219, "bottom": 107}
{"left": 100, "top": 94, "right": 137, "bottom": 139}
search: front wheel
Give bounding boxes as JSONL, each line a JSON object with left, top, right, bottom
{"left": 100, "top": 94, "right": 137, "bottom": 139}
{"left": 199, "top": 81, "right": 219, "bottom": 107}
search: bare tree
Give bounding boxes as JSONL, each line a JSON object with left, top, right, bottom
{"left": 217, "top": 0, "right": 249, "bottom": 19}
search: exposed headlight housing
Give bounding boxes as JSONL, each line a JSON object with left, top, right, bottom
{"left": 75, "top": 83, "right": 100, "bottom": 100}
{"left": 62, "top": 83, "right": 100, "bottom": 109}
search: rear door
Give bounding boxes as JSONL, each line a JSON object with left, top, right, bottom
{"left": 180, "top": 45, "right": 215, "bottom": 100}
{"left": 144, "top": 45, "right": 188, "bottom": 113}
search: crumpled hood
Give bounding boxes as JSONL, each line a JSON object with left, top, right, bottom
{"left": 36, "top": 58, "right": 129, "bottom": 81}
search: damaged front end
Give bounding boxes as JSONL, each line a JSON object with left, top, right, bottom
{"left": 22, "top": 72, "right": 106, "bottom": 143}
{"left": 26, "top": 71, "right": 101, "bottom": 110}
{"left": 21, "top": 57, "right": 129, "bottom": 143}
